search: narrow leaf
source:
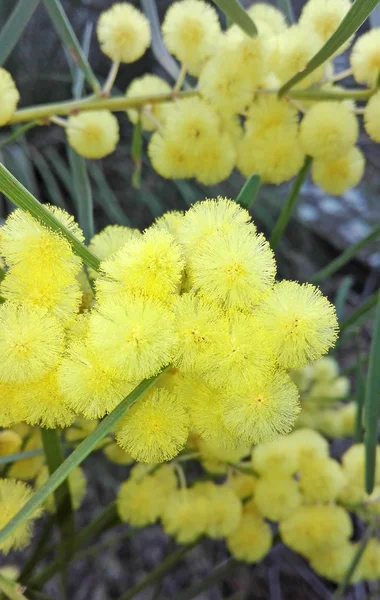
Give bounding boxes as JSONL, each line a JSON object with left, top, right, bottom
{"left": 340, "top": 292, "right": 378, "bottom": 333}
{"left": 279, "top": 0, "right": 380, "bottom": 96}
{"left": 44, "top": 147, "right": 75, "bottom": 197}
{"left": 212, "top": 0, "right": 257, "bottom": 37}
{"left": 332, "top": 525, "right": 374, "bottom": 600}
{"left": 355, "top": 359, "right": 365, "bottom": 443}
{"left": 0, "top": 573, "right": 27, "bottom": 600}
{"left": 89, "top": 164, "right": 130, "bottom": 225}
{"left": 0, "top": 376, "right": 158, "bottom": 548}
{"left": 68, "top": 148, "right": 94, "bottom": 242}
{"left": 312, "top": 224, "right": 380, "bottom": 284}
{"left": 0, "top": 163, "right": 100, "bottom": 271}
{"left": 335, "top": 275, "right": 354, "bottom": 322}
{"left": 0, "top": 123, "right": 39, "bottom": 151}
{"left": 30, "top": 147, "right": 67, "bottom": 209}
{"left": 42, "top": 0, "right": 100, "bottom": 94}
{"left": 131, "top": 114, "right": 143, "bottom": 189}
{"left": 0, "top": 0, "right": 40, "bottom": 67}
{"left": 0, "top": 449, "right": 43, "bottom": 466}
{"left": 236, "top": 174, "right": 261, "bottom": 210}
{"left": 364, "top": 292, "right": 380, "bottom": 493}
{"left": 270, "top": 156, "right": 312, "bottom": 249}
{"left": 176, "top": 558, "right": 239, "bottom": 600}
{"left": 276, "top": 0, "right": 295, "bottom": 24}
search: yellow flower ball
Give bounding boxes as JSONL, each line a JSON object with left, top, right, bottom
{"left": 280, "top": 504, "right": 352, "bottom": 557}
{"left": 342, "top": 443, "right": 380, "bottom": 485}
{"left": 252, "top": 437, "right": 299, "bottom": 477}
{"left": 256, "top": 280, "right": 338, "bottom": 369}
{"left": 287, "top": 428, "right": 329, "bottom": 460}
{"left": 162, "top": 0, "right": 221, "bottom": 75}
{"left": 247, "top": 3, "right": 287, "bottom": 34}
{"left": 222, "top": 371, "right": 300, "bottom": 445}
{"left": 88, "top": 225, "right": 141, "bottom": 279}
{"left": 0, "top": 304, "right": 64, "bottom": 383}
{"left": 23, "top": 369, "right": 76, "bottom": 429}
{"left": 189, "top": 229, "right": 276, "bottom": 310}
{"left": 227, "top": 512, "right": 272, "bottom": 563}
{"left": 0, "top": 430, "right": 22, "bottom": 456}
{"left": 67, "top": 111, "right": 119, "bottom": 159}
{"left": 8, "top": 430, "right": 44, "bottom": 481}
{"left": 299, "top": 455, "right": 346, "bottom": 502}
{"left": 309, "top": 542, "right": 361, "bottom": 584}
{"left": 300, "top": 102, "right": 358, "bottom": 160}
{"left": 274, "top": 25, "right": 325, "bottom": 87}
{"left": 116, "top": 388, "right": 190, "bottom": 463}
{"left": 351, "top": 29, "right": 380, "bottom": 87}
{"left": 255, "top": 475, "right": 301, "bottom": 522}
{"left": 0, "top": 478, "right": 42, "bottom": 554}
{"left": 364, "top": 91, "right": 380, "bottom": 142}
{"left": 162, "top": 488, "right": 210, "bottom": 543}
{"left": 89, "top": 295, "right": 176, "bottom": 380}
{"left": 312, "top": 146, "right": 365, "bottom": 195}
{"left": 237, "top": 124, "right": 305, "bottom": 184}
{"left": 97, "top": 3, "right": 151, "bottom": 63}
{"left": 196, "top": 483, "right": 242, "bottom": 538}
{"left": 58, "top": 341, "right": 133, "bottom": 419}
{"left": 227, "top": 471, "right": 257, "bottom": 501}
{"left": 151, "top": 211, "right": 185, "bottom": 239}
{"left": 0, "top": 68, "right": 19, "bottom": 126}
{"left": 148, "top": 131, "right": 196, "bottom": 179}
{"left": 194, "top": 132, "right": 236, "bottom": 186}
{"left": 299, "top": 0, "right": 352, "bottom": 45}
{"left": 312, "top": 356, "right": 340, "bottom": 381}
{"left": 245, "top": 96, "right": 298, "bottom": 137}
{"left": 361, "top": 539, "right": 380, "bottom": 581}
{"left": 117, "top": 477, "right": 161, "bottom": 526}
{"left": 126, "top": 75, "right": 171, "bottom": 131}
{"left": 103, "top": 441, "right": 134, "bottom": 465}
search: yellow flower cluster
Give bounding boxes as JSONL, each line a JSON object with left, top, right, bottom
{"left": 291, "top": 356, "right": 354, "bottom": 438}
{"left": 114, "top": 428, "right": 380, "bottom": 581}
{"left": 0, "top": 198, "right": 338, "bottom": 465}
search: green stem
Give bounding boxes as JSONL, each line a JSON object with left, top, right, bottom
{"left": 332, "top": 525, "right": 374, "bottom": 600}
{"left": 0, "top": 574, "right": 27, "bottom": 600}
{"left": 119, "top": 541, "right": 199, "bottom": 600}
{"left": 74, "top": 527, "right": 137, "bottom": 562}
{"left": 0, "top": 449, "right": 43, "bottom": 466}
{"left": 176, "top": 558, "right": 239, "bottom": 600}
{"left": 0, "top": 122, "right": 39, "bottom": 150}
{"left": 270, "top": 156, "right": 312, "bottom": 249}
{"left": 364, "top": 290, "right": 380, "bottom": 494}
{"left": 287, "top": 87, "right": 374, "bottom": 101}
{"left": 0, "top": 164, "right": 100, "bottom": 271}
{"left": 339, "top": 292, "right": 378, "bottom": 332}
{"left": 212, "top": 0, "right": 257, "bottom": 37}
{"left": 311, "top": 224, "right": 380, "bottom": 283}
{"left": 8, "top": 90, "right": 198, "bottom": 125}
{"left": 19, "top": 515, "right": 56, "bottom": 584}
{"left": 68, "top": 150, "right": 94, "bottom": 242}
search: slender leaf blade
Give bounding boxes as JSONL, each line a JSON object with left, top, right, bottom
{"left": 212, "top": 0, "right": 257, "bottom": 37}
{"left": 236, "top": 174, "right": 261, "bottom": 210}
{"left": 68, "top": 148, "right": 94, "bottom": 242}
{"left": 89, "top": 164, "right": 130, "bottom": 225}
{"left": 0, "top": 0, "right": 40, "bottom": 66}
{"left": 42, "top": 0, "right": 100, "bottom": 93}
{"left": 0, "top": 376, "right": 159, "bottom": 548}
{"left": 279, "top": 0, "right": 380, "bottom": 95}
{"left": 276, "top": 0, "right": 295, "bottom": 24}
{"left": 364, "top": 292, "right": 380, "bottom": 493}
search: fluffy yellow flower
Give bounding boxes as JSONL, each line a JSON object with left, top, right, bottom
{"left": 300, "top": 102, "right": 358, "bottom": 160}
{"left": 148, "top": 131, "right": 196, "bottom": 179}
{"left": 67, "top": 111, "right": 119, "bottom": 159}
{"left": 299, "top": 0, "right": 352, "bottom": 45}
{"left": 195, "top": 483, "right": 242, "bottom": 538}
{"left": 198, "top": 439, "right": 250, "bottom": 473}
{"left": 312, "top": 356, "right": 339, "bottom": 381}
{"left": 151, "top": 211, "right": 185, "bottom": 239}
{"left": 0, "top": 209, "right": 81, "bottom": 275}
{"left": 361, "top": 539, "right": 380, "bottom": 581}
{"left": 194, "top": 132, "right": 236, "bottom": 185}
{"left": 97, "top": 3, "right": 150, "bottom": 63}
{"left": 23, "top": 369, "right": 75, "bottom": 429}
{"left": 103, "top": 441, "right": 134, "bottom": 465}
{"left": 58, "top": 341, "right": 132, "bottom": 419}
{"left": 0, "top": 304, "right": 64, "bottom": 383}
{"left": 89, "top": 296, "right": 176, "bottom": 380}
{"left": 280, "top": 504, "right": 352, "bottom": 557}
{"left": 227, "top": 471, "right": 257, "bottom": 500}
{"left": 245, "top": 96, "right": 298, "bottom": 137}
{"left": 238, "top": 124, "right": 305, "bottom": 184}
{"left": 162, "top": 488, "right": 210, "bottom": 542}
{"left": 312, "top": 146, "right": 365, "bottom": 195}
{"left": 255, "top": 475, "right": 301, "bottom": 522}
{"left": 36, "top": 466, "right": 86, "bottom": 512}
{"left": 364, "top": 91, "right": 380, "bottom": 142}
{"left": 257, "top": 281, "right": 338, "bottom": 369}
{"left": 227, "top": 512, "right": 272, "bottom": 563}
{"left": 189, "top": 229, "right": 276, "bottom": 310}
{"left": 0, "top": 478, "right": 42, "bottom": 554}
{"left": 252, "top": 437, "right": 299, "bottom": 477}
{"left": 162, "top": 0, "right": 221, "bottom": 75}
{"left": 299, "top": 455, "right": 346, "bottom": 502}
{"left": 0, "top": 68, "right": 19, "bottom": 126}
{"left": 287, "top": 428, "right": 329, "bottom": 460}
{"left": 342, "top": 443, "right": 380, "bottom": 485}
{"left": 0, "top": 430, "right": 22, "bottom": 456}
{"left": 172, "top": 294, "right": 227, "bottom": 373}
{"left": 177, "top": 197, "right": 254, "bottom": 256}
{"left": 126, "top": 75, "right": 171, "bottom": 130}
{"left": 1, "top": 267, "right": 82, "bottom": 324}
{"left": 0, "top": 382, "right": 29, "bottom": 427}
{"left": 351, "top": 29, "right": 380, "bottom": 86}
{"left": 116, "top": 388, "right": 190, "bottom": 463}
{"left": 88, "top": 225, "right": 140, "bottom": 279}
{"left": 273, "top": 25, "right": 325, "bottom": 87}
{"left": 117, "top": 476, "right": 165, "bottom": 526}
{"left": 247, "top": 3, "right": 287, "bottom": 34}
{"left": 222, "top": 371, "right": 300, "bottom": 445}
{"left": 97, "top": 228, "right": 184, "bottom": 303}
{"left": 309, "top": 542, "right": 360, "bottom": 584}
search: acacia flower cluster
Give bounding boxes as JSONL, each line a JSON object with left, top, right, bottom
{"left": 0, "top": 198, "right": 337, "bottom": 470}
{"left": 1, "top": 0, "right": 380, "bottom": 195}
